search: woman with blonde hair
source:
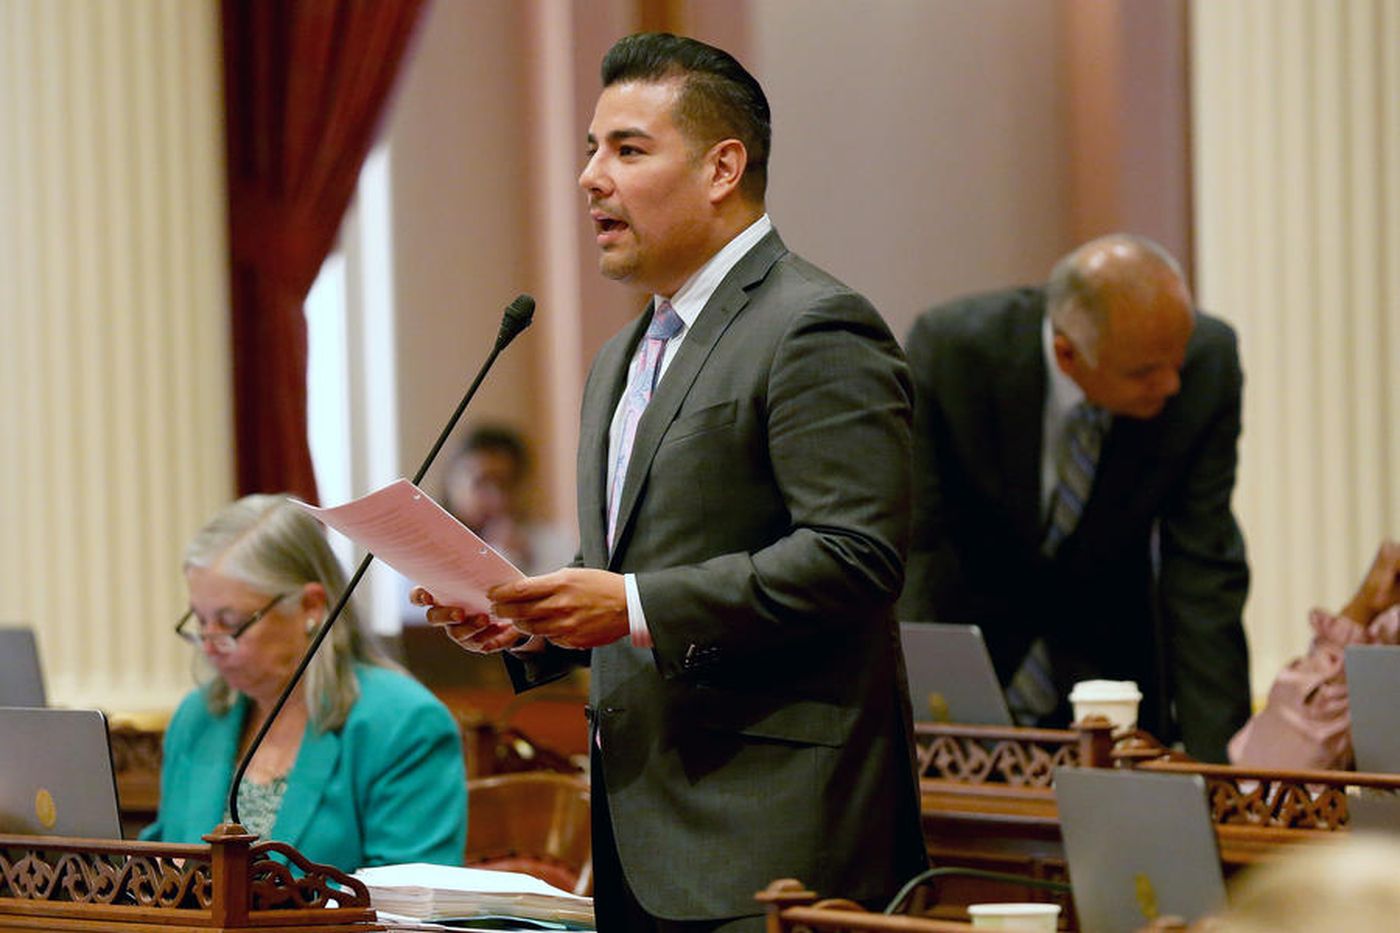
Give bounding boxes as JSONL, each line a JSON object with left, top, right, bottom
{"left": 141, "top": 494, "right": 466, "bottom": 871}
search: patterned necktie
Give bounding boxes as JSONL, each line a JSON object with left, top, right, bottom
{"left": 607, "top": 300, "right": 683, "bottom": 549}
{"left": 1007, "top": 401, "right": 1111, "bottom": 723}
{"left": 1043, "top": 401, "right": 1111, "bottom": 555}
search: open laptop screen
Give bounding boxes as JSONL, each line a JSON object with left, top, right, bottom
{"left": 0, "top": 627, "right": 46, "bottom": 707}
{"left": 898, "top": 622, "right": 1013, "bottom": 726}
{"left": 1055, "top": 766, "right": 1226, "bottom": 932}
{"left": 1345, "top": 644, "right": 1400, "bottom": 773}
{"left": 0, "top": 707, "right": 122, "bottom": 839}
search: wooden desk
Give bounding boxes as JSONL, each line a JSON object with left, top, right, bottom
{"left": 911, "top": 720, "right": 1400, "bottom": 927}
{"left": 0, "top": 826, "right": 379, "bottom": 931}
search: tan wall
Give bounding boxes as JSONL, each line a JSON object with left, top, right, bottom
{"left": 385, "top": 0, "right": 1131, "bottom": 537}
{"left": 21, "top": 0, "right": 1357, "bottom": 716}
{"left": 750, "top": 0, "right": 1072, "bottom": 339}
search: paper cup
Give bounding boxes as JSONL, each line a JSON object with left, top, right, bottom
{"left": 968, "top": 902, "right": 1061, "bottom": 930}
{"left": 1068, "top": 678, "right": 1142, "bottom": 732}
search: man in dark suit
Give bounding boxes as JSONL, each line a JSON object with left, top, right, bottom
{"left": 901, "top": 235, "right": 1251, "bottom": 763}
{"left": 415, "top": 33, "right": 926, "bottom": 931}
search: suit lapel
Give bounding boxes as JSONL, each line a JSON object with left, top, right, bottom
{"left": 607, "top": 231, "right": 787, "bottom": 565}
{"left": 579, "top": 313, "right": 650, "bottom": 568}
{"left": 186, "top": 694, "right": 243, "bottom": 828}
{"left": 998, "top": 301, "right": 1049, "bottom": 549}
{"left": 268, "top": 719, "right": 340, "bottom": 850}
{"left": 1076, "top": 409, "right": 1161, "bottom": 535}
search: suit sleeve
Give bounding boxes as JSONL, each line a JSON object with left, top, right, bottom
{"left": 899, "top": 312, "right": 961, "bottom": 622}
{"left": 637, "top": 291, "right": 913, "bottom": 673}
{"left": 1158, "top": 324, "right": 1252, "bottom": 763}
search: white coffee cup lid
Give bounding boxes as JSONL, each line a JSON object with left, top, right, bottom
{"left": 968, "top": 902, "right": 1061, "bottom": 916}
{"left": 1068, "top": 678, "right": 1141, "bottom": 702}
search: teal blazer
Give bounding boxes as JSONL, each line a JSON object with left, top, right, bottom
{"left": 140, "top": 665, "right": 466, "bottom": 872}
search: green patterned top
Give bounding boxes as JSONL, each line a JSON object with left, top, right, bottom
{"left": 232, "top": 775, "right": 289, "bottom": 840}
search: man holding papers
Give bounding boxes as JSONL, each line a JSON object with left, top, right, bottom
{"left": 414, "top": 32, "right": 925, "bottom": 933}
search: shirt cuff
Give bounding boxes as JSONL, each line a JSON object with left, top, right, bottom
{"left": 508, "top": 634, "right": 547, "bottom": 654}
{"left": 625, "top": 573, "right": 652, "bottom": 648}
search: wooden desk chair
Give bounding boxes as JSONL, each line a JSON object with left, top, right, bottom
{"left": 465, "top": 770, "right": 592, "bottom": 896}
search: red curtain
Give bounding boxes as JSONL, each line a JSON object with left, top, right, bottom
{"left": 221, "top": 0, "right": 428, "bottom": 502}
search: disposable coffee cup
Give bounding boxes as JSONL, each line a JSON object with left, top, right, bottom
{"left": 967, "top": 902, "right": 1061, "bottom": 930}
{"left": 1068, "top": 678, "right": 1141, "bottom": 732}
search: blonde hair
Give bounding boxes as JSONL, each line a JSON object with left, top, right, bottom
{"left": 184, "top": 494, "right": 397, "bottom": 731}
{"left": 1208, "top": 833, "right": 1400, "bottom": 932}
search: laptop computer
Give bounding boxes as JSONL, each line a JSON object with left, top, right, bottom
{"left": 1344, "top": 644, "right": 1400, "bottom": 773}
{"left": 0, "top": 707, "right": 123, "bottom": 839}
{"left": 898, "top": 622, "right": 1013, "bottom": 725}
{"left": 1349, "top": 791, "right": 1400, "bottom": 837}
{"left": 0, "top": 627, "right": 46, "bottom": 706}
{"left": 1054, "top": 766, "right": 1226, "bottom": 933}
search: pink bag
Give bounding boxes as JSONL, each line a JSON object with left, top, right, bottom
{"left": 1228, "top": 606, "right": 1400, "bottom": 770}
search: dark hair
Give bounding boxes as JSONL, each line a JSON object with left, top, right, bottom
{"left": 463, "top": 424, "right": 528, "bottom": 475}
{"left": 601, "top": 32, "right": 770, "bottom": 202}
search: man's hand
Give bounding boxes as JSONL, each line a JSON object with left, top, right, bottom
{"left": 409, "top": 586, "right": 526, "bottom": 653}
{"left": 488, "top": 568, "right": 629, "bottom": 649}
{"left": 1341, "top": 539, "right": 1400, "bottom": 625}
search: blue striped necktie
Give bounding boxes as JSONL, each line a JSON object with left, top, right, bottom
{"left": 1007, "top": 401, "right": 1111, "bottom": 723}
{"left": 1044, "top": 402, "right": 1111, "bottom": 555}
{"left": 607, "top": 300, "right": 683, "bottom": 550}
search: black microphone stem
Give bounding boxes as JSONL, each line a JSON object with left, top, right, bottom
{"left": 226, "top": 295, "right": 534, "bottom": 826}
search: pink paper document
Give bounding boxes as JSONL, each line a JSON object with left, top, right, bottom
{"left": 292, "top": 479, "right": 524, "bottom": 616}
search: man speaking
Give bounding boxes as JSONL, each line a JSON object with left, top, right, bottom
{"left": 415, "top": 32, "right": 926, "bottom": 933}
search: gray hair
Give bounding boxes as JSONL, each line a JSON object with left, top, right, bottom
{"left": 1045, "top": 233, "right": 1186, "bottom": 366}
{"left": 184, "top": 494, "right": 397, "bottom": 732}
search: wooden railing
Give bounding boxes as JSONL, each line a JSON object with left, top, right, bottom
{"left": 0, "top": 824, "right": 379, "bottom": 931}
{"left": 910, "top": 716, "right": 1400, "bottom": 928}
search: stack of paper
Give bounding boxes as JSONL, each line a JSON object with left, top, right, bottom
{"left": 354, "top": 863, "right": 594, "bottom": 928}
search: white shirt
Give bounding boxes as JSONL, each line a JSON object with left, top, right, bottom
{"left": 610, "top": 214, "right": 774, "bottom": 647}
{"left": 1039, "top": 313, "right": 1087, "bottom": 519}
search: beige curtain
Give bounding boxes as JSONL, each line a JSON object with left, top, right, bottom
{"left": 0, "top": 0, "right": 233, "bottom": 711}
{"left": 1191, "top": 0, "right": 1400, "bottom": 694}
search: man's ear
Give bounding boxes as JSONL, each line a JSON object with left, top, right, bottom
{"left": 706, "top": 138, "right": 748, "bottom": 203}
{"left": 1052, "top": 332, "right": 1080, "bottom": 377}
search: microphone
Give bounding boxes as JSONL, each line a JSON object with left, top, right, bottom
{"left": 225, "top": 293, "right": 536, "bottom": 827}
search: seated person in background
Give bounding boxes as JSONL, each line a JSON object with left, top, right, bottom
{"left": 1229, "top": 539, "right": 1399, "bottom": 770}
{"left": 442, "top": 425, "right": 576, "bottom": 576}
{"left": 141, "top": 494, "right": 467, "bottom": 871}
{"left": 1203, "top": 834, "right": 1400, "bottom": 932}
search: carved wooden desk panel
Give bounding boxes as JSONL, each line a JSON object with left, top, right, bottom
{"left": 0, "top": 828, "right": 381, "bottom": 932}
{"left": 910, "top": 720, "right": 1399, "bottom": 928}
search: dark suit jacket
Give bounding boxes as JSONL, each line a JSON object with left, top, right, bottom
{"left": 900, "top": 286, "right": 1251, "bottom": 763}
{"left": 507, "top": 230, "right": 927, "bottom": 920}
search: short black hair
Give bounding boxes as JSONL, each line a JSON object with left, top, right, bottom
{"left": 601, "top": 32, "right": 770, "bottom": 202}
{"left": 462, "top": 425, "right": 528, "bottom": 475}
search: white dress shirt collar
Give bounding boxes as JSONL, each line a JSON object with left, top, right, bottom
{"left": 652, "top": 213, "right": 773, "bottom": 331}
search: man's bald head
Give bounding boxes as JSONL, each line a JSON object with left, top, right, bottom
{"left": 1047, "top": 234, "right": 1196, "bottom": 419}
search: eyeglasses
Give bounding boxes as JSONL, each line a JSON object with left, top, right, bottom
{"left": 175, "top": 592, "right": 290, "bottom": 653}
